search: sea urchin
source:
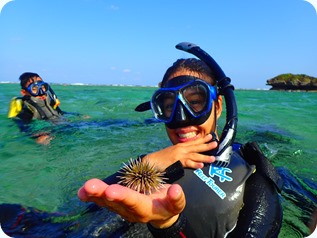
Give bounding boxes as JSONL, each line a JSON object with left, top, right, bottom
{"left": 117, "top": 157, "right": 166, "bottom": 195}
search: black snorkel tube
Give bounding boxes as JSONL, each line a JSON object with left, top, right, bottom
{"left": 175, "top": 42, "right": 237, "bottom": 167}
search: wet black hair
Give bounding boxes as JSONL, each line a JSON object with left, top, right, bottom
{"left": 19, "top": 72, "right": 41, "bottom": 88}
{"left": 160, "top": 58, "right": 216, "bottom": 88}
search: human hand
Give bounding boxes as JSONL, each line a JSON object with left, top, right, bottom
{"left": 78, "top": 178, "right": 185, "bottom": 229}
{"left": 144, "top": 133, "right": 217, "bottom": 170}
{"left": 34, "top": 132, "right": 54, "bottom": 145}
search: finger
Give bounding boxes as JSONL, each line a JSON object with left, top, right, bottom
{"left": 105, "top": 184, "right": 159, "bottom": 223}
{"left": 107, "top": 184, "right": 170, "bottom": 207}
{"left": 104, "top": 184, "right": 141, "bottom": 204}
{"left": 188, "top": 140, "right": 218, "bottom": 155}
{"left": 202, "top": 133, "right": 214, "bottom": 143}
{"left": 151, "top": 184, "right": 185, "bottom": 218}
{"left": 182, "top": 154, "right": 216, "bottom": 168}
{"left": 77, "top": 186, "right": 89, "bottom": 201}
{"left": 194, "top": 153, "right": 216, "bottom": 163}
{"left": 82, "top": 178, "right": 109, "bottom": 197}
{"left": 166, "top": 184, "right": 186, "bottom": 215}
{"left": 182, "top": 160, "right": 204, "bottom": 169}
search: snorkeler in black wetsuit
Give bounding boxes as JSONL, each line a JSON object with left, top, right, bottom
{"left": 79, "top": 42, "right": 283, "bottom": 237}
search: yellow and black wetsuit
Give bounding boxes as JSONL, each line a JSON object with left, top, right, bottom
{"left": 8, "top": 93, "right": 63, "bottom": 124}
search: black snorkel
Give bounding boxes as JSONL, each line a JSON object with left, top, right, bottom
{"left": 175, "top": 42, "right": 237, "bottom": 167}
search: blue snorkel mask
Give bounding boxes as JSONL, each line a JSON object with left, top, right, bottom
{"left": 135, "top": 42, "right": 237, "bottom": 167}
{"left": 151, "top": 76, "right": 217, "bottom": 129}
{"left": 24, "top": 81, "right": 49, "bottom": 97}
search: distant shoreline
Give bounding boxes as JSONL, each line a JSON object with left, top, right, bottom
{"left": 0, "top": 81, "right": 270, "bottom": 90}
{"left": 0, "top": 81, "right": 158, "bottom": 88}
{"left": 2, "top": 81, "right": 316, "bottom": 92}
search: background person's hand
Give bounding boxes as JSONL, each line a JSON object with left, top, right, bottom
{"left": 33, "top": 132, "right": 54, "bottom": 145}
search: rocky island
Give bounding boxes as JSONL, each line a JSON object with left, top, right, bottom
{"left": 267, "top": 74, "right": 317, "bottom": 91}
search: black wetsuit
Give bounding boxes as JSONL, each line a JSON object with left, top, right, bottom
{"left": 147, "top": 149, "right": 254, "bottom": 237}
{"left": 148, "top": 143, "right": 282, "bottom": 238}
{"left": 101, "top": 142, "right": 283, "bottom": 238}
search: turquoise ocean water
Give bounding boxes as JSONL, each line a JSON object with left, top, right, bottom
{"left": 0, "top": 83, "right": 316, "bottom": 237}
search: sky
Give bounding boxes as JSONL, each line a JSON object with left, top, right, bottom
{"left": 0, "top": 0, "right": 316, "bottom": 89}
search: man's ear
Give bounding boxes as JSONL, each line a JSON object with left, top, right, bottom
{"left": 215, "top": 95, "right": 223, "bottom": 119}
{"left": 21, "top": 89, "right": 27, "bottom": 96}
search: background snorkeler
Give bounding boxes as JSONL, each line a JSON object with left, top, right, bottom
{"left": 8, "top": 72, "right": 91, "bottom": 145}
{"left": 8, "top": 72, "right": 64, "bottom": 144}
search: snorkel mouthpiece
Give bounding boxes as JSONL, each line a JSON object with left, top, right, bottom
{"left": 176, "top": 42, "right": 238, "bottom": 167}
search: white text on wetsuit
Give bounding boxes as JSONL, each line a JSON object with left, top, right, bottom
{"left": 193, "top": 169, "right": 227, "bottom": 199}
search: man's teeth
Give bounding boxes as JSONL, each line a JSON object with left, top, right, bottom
{"left": 178, "top": 132, "right": 196, "bottom": 138}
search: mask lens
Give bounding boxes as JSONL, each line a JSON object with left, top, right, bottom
{"left": 152, "top": 91, "right": 177, "bottom": 121}
{"left": 182, "top": 83, "right": 209, "bottom": 115}
{"left": 30, "top": 84, "right": 39, "bottom": 94}
{"left": 27, "top": 82, "right": 49, "bottom": 96}
{"left": 41, "top": 83, "right": 49, "bottom": 92}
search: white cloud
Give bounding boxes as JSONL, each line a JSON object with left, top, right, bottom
{"left": 110, "top": 5, "right": 119, "bottom": 10}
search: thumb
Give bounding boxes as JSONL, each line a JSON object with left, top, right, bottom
{"left": 166, "top": 184, "right": 186, "bottom": 215}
